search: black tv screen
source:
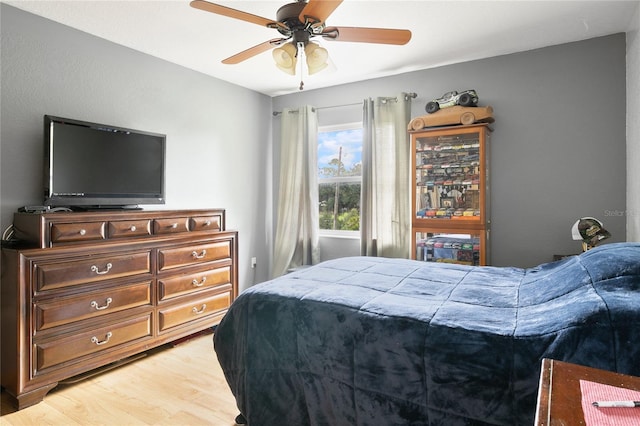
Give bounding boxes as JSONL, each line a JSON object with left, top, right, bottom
{"left": 44, "top": 115, "right": 166, "bottom": 208}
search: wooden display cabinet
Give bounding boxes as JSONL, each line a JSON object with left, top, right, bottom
{"left": 410, "top": 123, "right": 491, "bottom": 265}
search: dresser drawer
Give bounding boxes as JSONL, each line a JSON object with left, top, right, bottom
{"left": 158, "top": 291, "right": 231, "bottom": 332}
{"left": 50, "top": 222, "right": 106, "bottom": 244}
{"left": 153, "top": 217, "right": 189, "bottom": 235}
{"left": 34, "top": 314, "right": 152, "bottom": 372}
{"left": 35, "top": 251, "right": 152, "bottom": 292}
{"left": 158, "top": 267, "right": 231, "bottom": 302}
{"left": 34, "top": 281, "right": 152, "bottom": 331}
{"left": 108, "top": 219, "right": 152, "bottom": 239}
{"left": 157, "top": 240, "right": 232, "bottom": 272}
{"left": 189, "top": 215, "right": 222, "bottom": 232}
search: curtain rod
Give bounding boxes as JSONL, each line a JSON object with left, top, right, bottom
{"left": 272, "top": 103, "right": 356, "bottom": 116}
{"left": 272, "top": 92, "right": 417, "bottom": 116}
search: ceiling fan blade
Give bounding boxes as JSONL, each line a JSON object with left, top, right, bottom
{"left": 222, "top": 39, "right": 285, "bottom": 65}
{"left": 190, "top": 0, "right": 277, "bottom": 28}
{"left": 322, "top": 26, "right": 411, "bottom": 45}
{"left": 299, "top": 0, "right": 343, "bottom": 24}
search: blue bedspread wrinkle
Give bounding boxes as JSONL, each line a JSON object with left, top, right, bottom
{"left": 214, "top": 242, "right": 640, "bottom": 425}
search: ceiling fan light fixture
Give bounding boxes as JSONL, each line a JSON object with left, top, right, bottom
{"left": 192, "top": 0, "right": 413, "bottom": 80}
{"left": 307, "top": 61, "right": 328, "bottom": 75}
{"left": 305, "top": 42, "right": 329, "bottom": 75}
{"left": 272, "top": 42, "right": 298, "bottom": 74}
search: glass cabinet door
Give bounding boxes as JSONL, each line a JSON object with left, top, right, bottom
{"left": 411, "top": 123, "right": 491, "bottom": 265}
{"left": 415, "top": 131, "right": 482, "bottom": 221}
{"left": 415, "top": 231, "right": 483, "bottom": 266}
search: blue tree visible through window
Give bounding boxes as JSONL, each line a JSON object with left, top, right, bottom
{"left": 318, "top": 124, "right": 362, "bottom": 231}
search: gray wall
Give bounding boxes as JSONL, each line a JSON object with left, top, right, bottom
{"left": 273, "top": 34, "right": 628, "bottom": 268}
{"left": 0, "top": 3, "right": 631, "bottom": 279}
{"left": 0, "top": 4, "right": 273, "bottom": 291}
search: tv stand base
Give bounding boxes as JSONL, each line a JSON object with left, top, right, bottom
{"left": 70, "top": 205, "right": 142, "bottom": 211}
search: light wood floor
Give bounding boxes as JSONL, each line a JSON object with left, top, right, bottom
{"left": 0, "top": 332, "right": 240, "bottom": 425}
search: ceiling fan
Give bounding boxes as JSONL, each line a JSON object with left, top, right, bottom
{"left": 190, "top": 0, "right": 411, "bottom": 78}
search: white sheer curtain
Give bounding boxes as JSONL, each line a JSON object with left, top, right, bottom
{"left": 360, "top": 93, "right": 412, "bottom": 258}
{"left": 272, "top": 105, "right": 320, "bottom": 277}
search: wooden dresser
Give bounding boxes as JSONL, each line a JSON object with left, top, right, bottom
{"left": 1, "top": 209, "right": 238, "bottom": 410}
{"left": 535, "top": 358, "right": 640, "bottom": 425}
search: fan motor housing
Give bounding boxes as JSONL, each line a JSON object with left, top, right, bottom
{"left": 276, "top": 2, "right": 306, "bottom": 27}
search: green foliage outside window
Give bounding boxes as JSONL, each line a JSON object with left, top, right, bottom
{"left": 319, "top": 183, "right": 361, "bottom": 231}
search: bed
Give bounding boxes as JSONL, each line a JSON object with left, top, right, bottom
{"left": 213, "top": 242, "right": 640, "bottom": 425}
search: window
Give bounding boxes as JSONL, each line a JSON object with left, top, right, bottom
{"left": 318, "top": 123, "right": 362, "bottom": 234}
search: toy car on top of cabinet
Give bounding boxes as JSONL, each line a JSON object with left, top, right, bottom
{"left": 425, "top": 89, "right": 479, "bottom": 113}
{"left": 408, "top": 105, "right": 494, "bottom": 131}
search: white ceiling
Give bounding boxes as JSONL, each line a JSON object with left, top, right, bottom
{"left": 5, "top": 0, "right": 638, "bottom": 96}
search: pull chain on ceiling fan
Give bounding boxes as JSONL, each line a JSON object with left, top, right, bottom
{"left": 190, "top": 0, "right": 411, "bottom": 84}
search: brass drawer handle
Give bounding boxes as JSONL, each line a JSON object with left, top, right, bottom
{"left": 129, "top": 225, "right": 137, "bottom": 232}
{"left": 91, "top": 332, "right": 113, "bottom": 346}
{"left": 191, "top": 250, "right": 207, "bottom": 259}
{"left": 90, "top": 297, "right": 113, "bottom": 310}
{"left": 192, "top": 277, "right": 207, "bottom": 287}
{"left": 79, "top": 229, "right": 86, "bottom": 236}
{"left": 204, "top": 220, "right": 211, "bottom": 226}
{"left": 91, "top": 263, "right": 113, "bottom": 275}
{"left": 171, "top": 223, "right": 178, "bottom": 229}
{"left": 192, "top": 304, "right": 207, "bottom": 314}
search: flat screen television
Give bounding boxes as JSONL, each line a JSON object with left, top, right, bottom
{"left": 44, "top": 115, "right": 166, "bottom": 209}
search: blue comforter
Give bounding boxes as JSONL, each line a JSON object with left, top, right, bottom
{"left": 214, "top": 242, "right": 640, "bottom": 425}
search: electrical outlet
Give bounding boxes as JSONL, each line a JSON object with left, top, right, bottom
{"left": 251, "top": 257, "right": 257, "bottom": 268}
